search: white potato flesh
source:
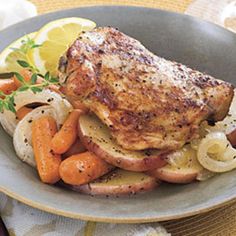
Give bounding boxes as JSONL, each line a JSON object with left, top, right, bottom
{"left": 13, "top": 106, "right": 57, "bottom": 167}
{"left": 0, "top": 89, "right": 72, "bottom": 136}
{"left": 78, "top": 114, "right": 166, "bottom": 171}
{"left": 73, "top": 169, "right": 158, "bottom": 195}
{"left": 197, "top": 131, "right": 236, "bottom": 173}
{"left": 153, "top": 145, "right": 203, "bottom": 184}
{"left": 165, "top": 145, "right": 202, "bottom": 172}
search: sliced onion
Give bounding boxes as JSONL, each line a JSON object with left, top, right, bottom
{"left": 196, "top": 169, "right": 216, "bottom": 181}
{"left": 166, "top": 147, "right": 189, "bottom": 167}
{"left": 190, "top": 139, "right": 201, "bottom": 151}
{"left": 166, "top": 144, "right": 203, "bottom": 170}
{"left": 13, "top": 105, "right": 58, "bottom": 167}
{"left": 197, "top": 131, "right": 236, "bottom": 172}
{"left": 0, "top": 89, "right": 72, "bottom": 136}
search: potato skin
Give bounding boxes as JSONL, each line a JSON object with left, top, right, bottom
{"left": 148, "top": 166, "right": 198, "bottom": 184}
{"left": 227, "top": 128, "right": 236, "bottom": 148}
{"left": 78, "top": 124, "right": 167, "bottom": 172}
{"left": 70, "top": 176, "right": 158, "bottom": 196}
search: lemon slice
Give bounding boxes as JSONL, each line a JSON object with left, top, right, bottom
{"left": 0, "top": 32, "right": 36, "bottom": 73}
{"left": 28, "top": 17, "right": 96, "bottom": 76}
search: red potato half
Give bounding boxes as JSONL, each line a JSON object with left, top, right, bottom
{"left": 71, "top": 169, "right": 158, "bottom": 196}
{"left": 147, "top": 145, "right": 203, "bottom": 184}
{"left": 227, "top": 128, "right": 236, "bottom": 148}
{"left": 148, "top": 165, "right": 199, "bottom": 184}
{"left": 77, "top": 114, "right": 167, "bottom": 172}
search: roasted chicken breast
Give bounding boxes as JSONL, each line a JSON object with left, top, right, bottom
{"left": 59, "top": 27, "right": 234, "bottom": 151}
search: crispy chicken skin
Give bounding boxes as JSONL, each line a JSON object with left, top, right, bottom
{"left": 59, "top": 27, "right": 234, "bottom": 151}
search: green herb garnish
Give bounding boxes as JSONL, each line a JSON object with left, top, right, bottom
{"left": 0, "top": 38, "right": 60, "bottom": 113}
{"left": 10, "top": 36, "right": 41, "bottom": 55}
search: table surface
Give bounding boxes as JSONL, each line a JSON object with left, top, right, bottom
{"left": 2, "top": 0, "right": 236, "bottom": 235}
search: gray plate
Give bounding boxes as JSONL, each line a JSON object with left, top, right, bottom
{"left": 0, "top": 6, "right": 236, "bottom": 223}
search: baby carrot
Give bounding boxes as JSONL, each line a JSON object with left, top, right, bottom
{"left": 13, "top": 69, "right": 60, "bottom": 93}
{"left": 51, "top": 109, "right": 81, "bottom": 154}
{"left": 0, "top": 79, "right": 17, "bottom": 95}
{"left": 16, "top": 106, "right": 33, "bottom": 120}
{"left": 59, "top": 152, "right": 113, "bottom": 186}
{"left": 13, "top": 69, "right": 32, "bottom": 88}
{"left": 32, "top": 115, "right": 61, "bottom": 184}
{"left": 62, "top": 138, "right": 87, "bottom": 159}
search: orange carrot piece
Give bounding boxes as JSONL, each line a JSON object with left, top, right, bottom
{"left": 62, "top": 138, "right": 87, "bottom": 159}
{"left": 13, "top": 69, "right": 60, "bottom": 93}
{"left": 32, "top": 115, "right": 61, "bottom": 184}
{"left": 51, "top": 110, "right": 81, "bottom": 154}
{"left": 13, "top": 69, "right": 32, "bottom": 88}
{"left": 59, "top": 152, "right": 113, "bottom": 185}
{"left": 0, "top": 79, "right": 17, "bottom": 95}
{"left": 16, "top": 106, "right": 33, "bottom": 120}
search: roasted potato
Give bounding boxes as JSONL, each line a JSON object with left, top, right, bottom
{"left": 78, "top": 114, "right": 167, "bottom": 172}
{"left": 227, "top": 128, "right": 236, "bottom": 148}
{"left": 148, "top": 166, "right": 199, "bottom": 184}
{"left": 72, "top": 169, "right": 158, "bottom": 196}
{"left": 147, "top": 145, "right": 203, "bottom": 184}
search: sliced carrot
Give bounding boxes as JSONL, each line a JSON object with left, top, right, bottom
{"left": 62, "top": 138, "right": 87, "bottom": 159}
{"left": 0, "top": 79, "right": 17, "bottom": 95}
{"left": 51, "top": 109, "right": 81, "bottom": 154}
{"left": 13, "top": 69, "right": 60, "bottom": 93}
{"left": 13, "top": 69, "right": 32, "bottom": 88}
{"left": 59, "top": 152, "right": 113, "bottom": 186}
{"left": 32, "top": 115, "right": 61, "bottom": 184}
{"left": 16, "top": 106, "right": 33, "bottom": 120}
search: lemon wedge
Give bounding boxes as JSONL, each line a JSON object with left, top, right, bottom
{"left": 28, "top": 17, "right": 96, "bottom": 76}
{"left": 0, "top": 32, "right": 36, "bottom": 73}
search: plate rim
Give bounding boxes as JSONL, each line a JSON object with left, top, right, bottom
{"left": 1, "top": 184, "right": 236, "bottom": 223}
{"left": 0, "top": 5, "right": 235, "bottom": 41}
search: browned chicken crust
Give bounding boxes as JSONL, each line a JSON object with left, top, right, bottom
{"left": 59, "top": 27, "right": 234, "bottom": 151}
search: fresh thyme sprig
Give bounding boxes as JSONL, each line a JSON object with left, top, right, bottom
{"left": 16, "top": 59, "right": 39, "bottom": 74}
{"left": 0, "top": 38, "right": 60, "bottom": 113}
{"left": 0, "top": 67, "right": 59, "bottom": 113}
{"left": 10, "top": 36, "right": 41, "bottom": 55}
